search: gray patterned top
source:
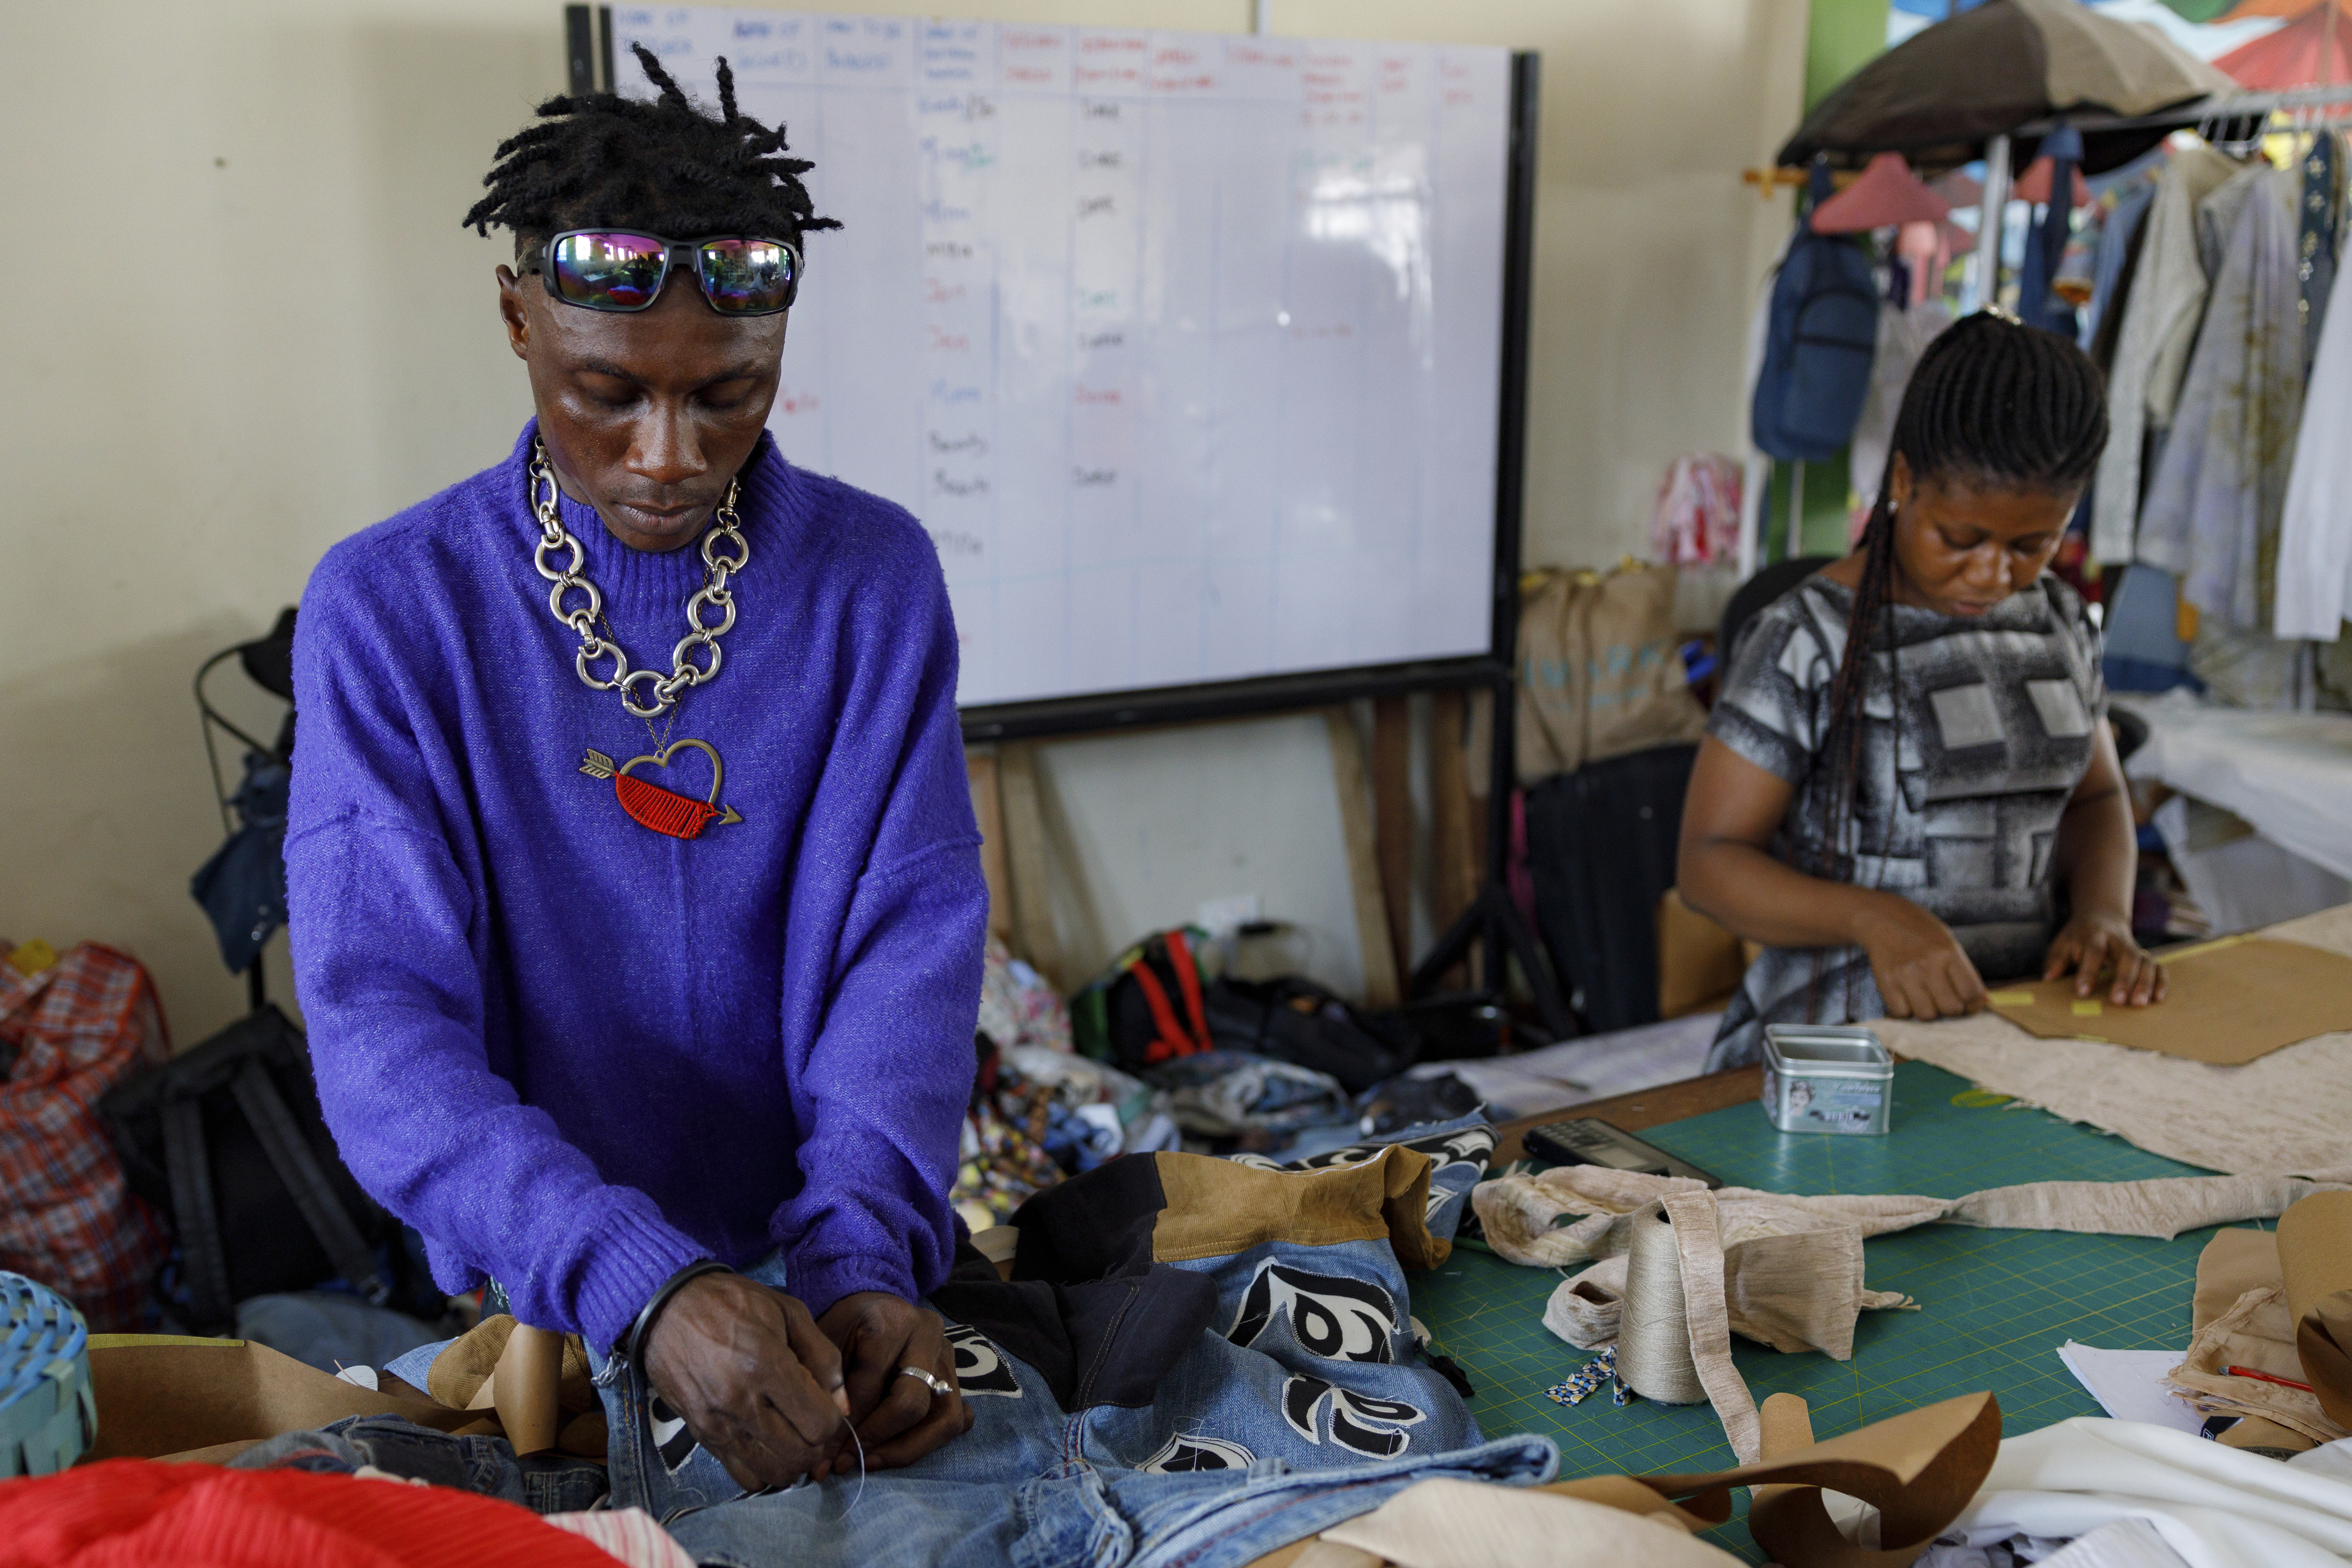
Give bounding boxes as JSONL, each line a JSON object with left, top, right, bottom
{"left": 1704, "top": 572, "right": 2105, "bottom": 1070}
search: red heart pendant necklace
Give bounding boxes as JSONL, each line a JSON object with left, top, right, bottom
{"left": 529, "top": 442, "right": 748, "bottom": 841}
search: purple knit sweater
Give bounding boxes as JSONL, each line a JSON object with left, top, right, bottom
{"left": 285, "top": 423, "right": 985, "bottom": 1351}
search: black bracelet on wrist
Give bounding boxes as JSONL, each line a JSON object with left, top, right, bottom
{"left": 620, "top": 1258, "right": 733, "bottom": 1366}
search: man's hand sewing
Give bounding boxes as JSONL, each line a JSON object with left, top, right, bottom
{"left": 642, "top": 1271, "right": 851, "bottom": 1491}
{"left": 813, "top": 1291, "right": 973, "bottom": 1476}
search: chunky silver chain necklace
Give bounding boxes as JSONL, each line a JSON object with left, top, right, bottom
{"left": 529, "top": 440, "right": 748, "bottom": 721}
{"left": 530, "top": 440, "right": 751, "bottom": 840}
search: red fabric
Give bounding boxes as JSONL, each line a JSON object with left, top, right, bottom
{"left": 0, "top": 946, "right": 170, "bottom": 1331}
{"left": 0, "top": 1460, "right": 623, "bottom": 1568}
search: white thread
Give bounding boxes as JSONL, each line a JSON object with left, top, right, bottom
{"left": 841, "top": 1421, "right": 867, "bottom": 1515}
{"left": 1617, "top": 1201, "right": 1707, "bottom": 1405}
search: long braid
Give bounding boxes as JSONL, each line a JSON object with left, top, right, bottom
{"left": 1802, "top": 312, "right": 2107, "bottom": 1012}
{"left": 463, "top": 42, "right": 840, "bottom": 246}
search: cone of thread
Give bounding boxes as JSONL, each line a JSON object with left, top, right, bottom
{"left": 1619, "top": 1200, "right": 1707, "bottom": 1404}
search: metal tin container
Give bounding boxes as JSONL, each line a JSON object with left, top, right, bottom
{"left": 1761, "top": 1025, "right": 1894, "bottom": 1135}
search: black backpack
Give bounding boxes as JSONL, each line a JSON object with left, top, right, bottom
{"left": 1073, "top": 928, "right": 1419, "bottom": 1092}
{"left": 1525, "top": 743, "right": 1700, "bottom": 1035}
{"left": 99, "top": 1005, "right": 422, "bottom": 1333}
{"left": 1201, "top": 977, "right": 1420, "bottom": 1095}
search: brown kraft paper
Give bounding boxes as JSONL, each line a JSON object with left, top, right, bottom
{"left": 81, "top": 1335, "right": 483, "bottom": 1463}
{"left": 1985, "top": 935, "right": 2352, "bottom": 1065}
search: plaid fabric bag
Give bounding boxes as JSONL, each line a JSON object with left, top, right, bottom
{"left": 0, "top": 945, "right": 171, "bottom": 1331}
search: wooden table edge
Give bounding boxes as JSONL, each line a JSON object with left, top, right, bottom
{"left": 1491, "top": 1064, "right": 1764, "bottom": 1163}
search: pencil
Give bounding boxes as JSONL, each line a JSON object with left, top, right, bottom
{"left": 2227, "top": 1364, "right": 2315, "bottom": 1392}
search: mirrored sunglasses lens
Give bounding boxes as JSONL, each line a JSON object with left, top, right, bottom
{"left": 551, "top": 233, "right": 667, "bottom": 309}
{"left": 699, "top": 239, "right": 796, "bottom": 313}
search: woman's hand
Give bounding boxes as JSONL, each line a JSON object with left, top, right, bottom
{"left": 2044, "top": 911, "right": 2167, "bottom": 1006}
{"left": 812, "top": 1291, "right": 972, "bottom": 1475}
{"left": 1860, "top": 893, "right": 1988, "bottom": 1021}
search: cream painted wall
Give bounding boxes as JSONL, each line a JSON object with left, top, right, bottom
{"left": 0, "top": 0, "right": 1803, "bottom": 1040}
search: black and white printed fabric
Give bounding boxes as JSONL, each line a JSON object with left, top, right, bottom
{"left": 1705, "top": 574, "right": 2105, "bottom": 1070}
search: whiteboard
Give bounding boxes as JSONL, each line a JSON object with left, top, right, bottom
{"left": 613, "top": 10, "right": 1514, "bottom": 714}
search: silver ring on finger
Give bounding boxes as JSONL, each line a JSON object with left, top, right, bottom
{"left": 898, "top": 1365, "right": 950, "bottom": 1401}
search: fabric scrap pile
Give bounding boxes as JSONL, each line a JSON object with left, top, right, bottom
{"left": 950, "top": 938, "right": 1179, "bottom": 1229}
{"left": 2170, "top": 1189, "right": 2352, "bottom": 1451}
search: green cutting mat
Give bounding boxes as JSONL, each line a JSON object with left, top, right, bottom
{"left": 1413, "top": 1062, "right": 2225, "bottom": 1562}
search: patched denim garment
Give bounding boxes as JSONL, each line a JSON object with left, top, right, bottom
{"left": 605, "top": 1115, "right": 1559, "bottom": 1567}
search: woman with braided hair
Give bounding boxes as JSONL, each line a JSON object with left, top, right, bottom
{"left": 1682, "top": 312, "right": 2166, "bottom": 1071}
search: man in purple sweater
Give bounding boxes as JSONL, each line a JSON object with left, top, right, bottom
{"left": 284, "top": 52, "right": 985, "bottom": 1489}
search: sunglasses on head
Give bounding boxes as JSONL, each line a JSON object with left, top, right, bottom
{"left": 532, "top": 229, "right": 802, "bottom": 316}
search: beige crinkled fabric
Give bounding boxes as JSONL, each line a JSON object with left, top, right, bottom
{"left": 1879, "top": 904, "right": 2352, "bottom": 1182}
{"left": 1473, "top": 1166, "right": 2350, "bottom": 1463}
{"left": 1471, "top": 1166, "right": 2346, "bottom": 1271}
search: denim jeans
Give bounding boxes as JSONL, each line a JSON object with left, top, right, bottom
{"left": 230, "top": 1415, "right": 610, "bottom": 1515}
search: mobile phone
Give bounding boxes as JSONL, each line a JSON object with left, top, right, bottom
{"left": 1521, "top": 1118, "right": 1722, "bottom": 1189}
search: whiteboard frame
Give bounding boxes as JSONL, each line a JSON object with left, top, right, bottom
{"left": 565, "top": 13, "right": 1538, "bottom": 744}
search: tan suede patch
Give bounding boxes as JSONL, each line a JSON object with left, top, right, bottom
{"left": 426, "top": 1314, "right": 595, "bottom": 1414}
{"left": 1150, "top": 1144, "right": 1448, "bottom": 1270}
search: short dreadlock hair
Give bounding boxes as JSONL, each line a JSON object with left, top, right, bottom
{"left": 463, "top": 43, "right": 839, "bottom": 254}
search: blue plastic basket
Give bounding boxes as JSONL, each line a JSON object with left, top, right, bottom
{"left": 1, "top": 1272, "right": 95, "bottom": 1477}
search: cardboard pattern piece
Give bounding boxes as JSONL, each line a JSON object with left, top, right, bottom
{"left": 1985, "top": 935, "right": 2352, "bottom": 1064}
{"left": 2279, "top": 1190, "right": 2352, "bottom": 1428}
{"left": 81, "top": 1336, "right": 484, "bottom": 1464}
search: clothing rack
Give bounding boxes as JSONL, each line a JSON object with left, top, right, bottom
{"left": 1972, "top": 85, "right": 2352, "bottom": 318}
{"left": 2008, "top": 83, "right": 2352, "bottom": 144}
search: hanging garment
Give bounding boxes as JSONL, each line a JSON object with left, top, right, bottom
{"left": 2300, "top": 131, "right": 2341, "bottom": 370}
{"left": 2197, "top": 161, "right": 2270, "bottom": 281}
{"left": 2136, "top": 167, "right": 2305, "bottom": 631}
{"left": 2101, "top": 561, "right": 2197, "bottom": 693}
{"left": 2278, "top": 225, "right": 2352, "bottom": 640}
{"left": 2091, "top": 142, "right": 2241, "bottom": 564}
{"left": 1896, "top": 219, "right": 1950, "bottom": 306}
{"left": 2089, "top": 183, "right": 2158, "bottom": 372}
{"left": 1849, "top": 299, "right": 1954, "bottom": 504}
{"left": 2017, "top": 124, "right": 2085, "bottom": 337}
{"left": 2083, "top": 179, "right": 2156, "bottom": 355}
